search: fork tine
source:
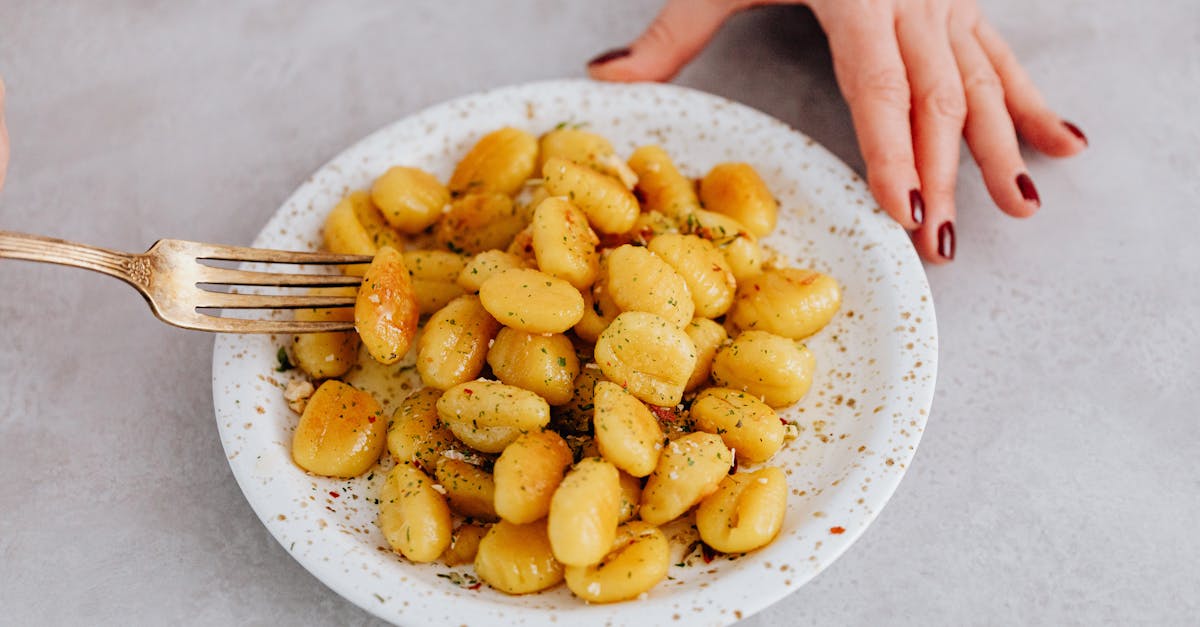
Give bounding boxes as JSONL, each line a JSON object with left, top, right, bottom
{"left": 196, "top": 265, "right": 363, "bottom": 288}
{"left": 179, "top": 316, "right": 358, "bottom": 334}
{"left": 194, "top": 292, "right": 357, "bottom": 310}
{"left": 185, "top": 240, "right": 374, "bottom": 265}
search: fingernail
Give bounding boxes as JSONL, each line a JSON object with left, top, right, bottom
{"left": 909, "top": 189, "right": 925, "bottom": 227}
{"left": 587, "top": 47, "right": 632, "bottom": 67}
{"left": 1016, "top": 173, "right": 1041, "bottom": 207}
{"left": 1062, "top": 120, "right": 1088, "bottom": 146}
{"left": 937, "top": 221, "right": 956, "bottom": 261}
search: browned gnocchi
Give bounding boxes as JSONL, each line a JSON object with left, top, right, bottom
{"left": 288, "top": 125, "right": 847, "bottom": 604}
{"left": 486, "top": 327, "right": 579, "bottom": 405}
{"left": 386, "top": 386, "right": 455, "bottom": 470}
{"left": 371, "top": 166, "right": 449, "bottom": 234}
{"left": 292, "top": 379, "right": 386, "bottom": 477}
{"left": 379, "top": 462, "right": 453, "bottom": 562}
{"left": 355, "top": 246, "right": 419, "bottom": 364}
{"left": 416, "top": 294, "right": 500, "bottom": 390}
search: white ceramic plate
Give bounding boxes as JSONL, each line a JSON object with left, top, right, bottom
{"left": 212, "top": 80, "right": 937, "bottom": 626}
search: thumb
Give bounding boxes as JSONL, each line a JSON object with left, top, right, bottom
{"left": 587, "top": 0, "right": 747, "bottom": 82}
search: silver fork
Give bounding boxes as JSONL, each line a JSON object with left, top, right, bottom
{"left": 0, "top": 230, "right": 372, "bottom": 333}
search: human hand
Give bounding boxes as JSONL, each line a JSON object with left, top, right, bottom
{"left": 1, "top": 76, "right": 8, "bottom": 192}
{"left": 586, "top": 0, "right": 1087, "bottom": 263}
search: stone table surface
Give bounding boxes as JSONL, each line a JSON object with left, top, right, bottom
{"left": 1, "top": 1, "right": 1196, "bottom": 625}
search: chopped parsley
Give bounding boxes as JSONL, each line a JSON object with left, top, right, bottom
{"left": 275, "top": 347, "right": 294, "bottom": 372}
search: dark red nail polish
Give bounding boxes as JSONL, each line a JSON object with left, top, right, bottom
{"left": 937, "top": 222, "right": 956, "bottom": 260}
{"left": 1062, "top": 120, "right": 1088, "bottom": 146}
{"left": 909, "top": 189, "right": 925, "bottom": 226}
{"left": 587, "top": 47, "right": 632, "bottom": 67}
{"left": 1016, "top": 173, "right": 1041, "bottom": 207}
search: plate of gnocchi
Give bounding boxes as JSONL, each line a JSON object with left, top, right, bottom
{"left": 212, "top": 79, "right": 937, "bottom": 626}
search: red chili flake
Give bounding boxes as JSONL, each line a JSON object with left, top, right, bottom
{"left": 829, "top": 526, "right": 845, "bottom": 535}
{"left": 649, "top": 405, "right": 679, "bottom": 422}
{"left": 779, "top": 417, "right": 788, "bottom": 425}
{"left": 700, "top": 543, "right": 717, "bottom": 563}
{"left": 329, "top": 491, "right": 341, "bottom": 498}
{"left": 463, "top": 388, "right": 473, "bottom": 395}
{"left": 467, "top": 582, "right": 483, "bottom": 591}
{"left": 368, "top": 415, "right": 376, "bottom": 423}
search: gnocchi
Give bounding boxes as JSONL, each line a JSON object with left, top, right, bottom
{"left": 684, "top": 209, "right": 764, "bottom": 281}
{"left": 371, "top": 165, "right": 449, "bottom": 233}
{"left": 542, "top": 157, "right": 639, "bottom": 234}
{"left": 493, "top": 430, "right": 573, "bottom": 524}
{"left": 379, "top": 462, "right": 453, "bottom": 562}
{"left": 594, "top": 311, "right": 697, "bottom": 407}
{"left": 355, "top": 246, "right": 419, "bottom": 364}
{"left": 474, "top": 519, "right": 564, "bottom": 594}
{"left": 435, "top": 457, "right": 498, "bottom": 522}
{"left": 386, "top": 387, "right": 456, "bottom": 471}
{"left": 292, "top": 379, "right": 387, "bottom": 477}
{"left": 683, "top": 317, "right": 728, "bottom": 392}
{"left": 698, "top": 162, "right": 778, "bottom": 237}
{"left": 287, "top": 124, "right": 851, "bottom": 605}
{"left": 478, "top": 267, "right": 584, "bottom": 334}
{"left": 604, "top": 244, "right": 695, "bottom": 328}
{"left": 548, "top": 457, "right": 622, "bottom": 566}
{"left": 691, "top": 387, "right": 785, "bottom": 463}
{"left": 696, "top": 467, "right": 787, "bottom": 553}
{"left": 322, "top": 191, "right": 403, "bottom": 275}
{"left": 416, "top": 295, "right": 500, "bottom": 390}
{"left": 291, "top": 286, "right": 359, "bottom": 379}
{"left": 456, "top": 249, "right": 528, "bottom": 293}
{"left": 442, "top": 523, "right": 488, "bottom": 566}
{"left": 322, "top": 191, "right": 380, "bottom": 260}
{"left": 711, "top": 330, "right": 816, "bottom": 407}
{"left": 628, "top": 144, "right": 700, "bottom": 219}
{"left": 639, "top": 432, "right": 732, "bottom": 525}
{"left": 486, "top": 327, "right": 579, "bottom": 405}
{"left": 593, "top": 381, "right": 664, "bottom": 477}
{"left": 449, "top": 127, "right": 539, "bottom": 196}
{"left": 531, "top": 196, "right": 600, "bottom": 290}
{"left": 538, "top": 127, "right": 636, "bottom": 187}
{"left": 647, "top": 233, "right": 736, "bottom": 319}
{"left": 436, "top": 192, "right": 526, "bottom": 255}
{"left": 436, "top": 380, "right": 551, "bottom": 453}
{"left": 564, "top": 521, "right": 670, "bottom": 603}
{"left": 402, "top": 250, "right": 468, "bottom": 315}
{"left": 729, "top": 267, "right": 842, "bottom": 340}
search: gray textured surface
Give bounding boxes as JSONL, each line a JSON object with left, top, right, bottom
{"left": 1, "top": 1, "right": 1197, "bottom": 625}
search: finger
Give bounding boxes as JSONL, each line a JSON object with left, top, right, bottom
{"left": 897, "top": 9, "right": 967, "bottom": 263}
{"left": 0, "top": 77, "right": 7, "bottom": 193}
{"left": 587, "top": 0, "right": 784, "bottom": 82}
{"left": 976, "top": 20, "right": 1087, "bottom": 158}
{"left": 950, "top": 18, "right": 1039, "bottom": 218}
{"left": 821, "top": 7, "right": 924, "bottom": 230}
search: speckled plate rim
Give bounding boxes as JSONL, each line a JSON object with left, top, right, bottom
{"left": 212, "top": 79, "right": 937, "bottom": 626}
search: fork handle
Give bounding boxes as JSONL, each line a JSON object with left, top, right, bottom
{"left": 0, "top": 230, "right": 137, "bottom": 283}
